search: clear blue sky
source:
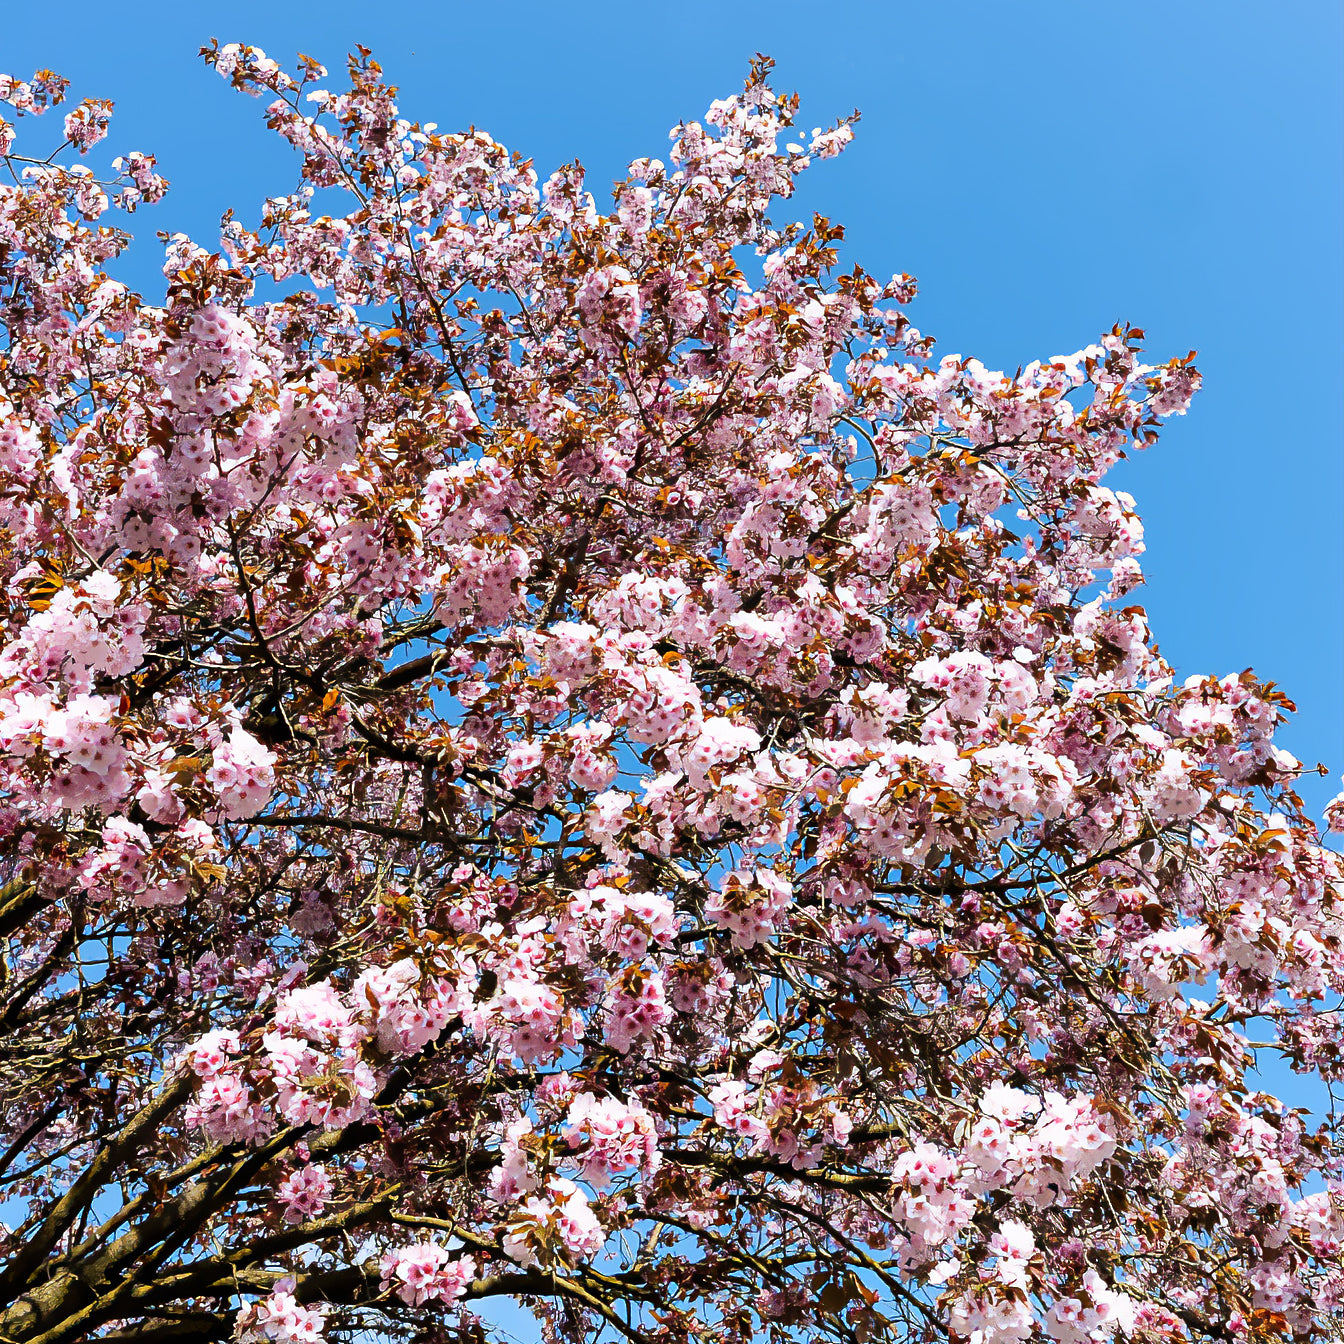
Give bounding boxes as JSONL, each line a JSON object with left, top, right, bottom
{"left": 3, "top": 0, "right": 1341, "bottom": 814}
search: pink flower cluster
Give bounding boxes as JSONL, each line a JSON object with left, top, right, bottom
{"left": 604, "top": 967, "right": 671, "bottom": 1053}
{"left": 965, "top": 1087, "right": 1117, "bottom": 1209}
{"left": 205, "top": 726, "right": 276, "bottom": 820}
{"left": 563, "top": 1090, "right": 661, "bottom": 1189}
{"left": 378, "top": 1243, "right": 476, "bottom": 1307}
{"left": 276, "top": 1166, "right": 332, "bottom": 1224}
{"left": 234, "top": 1278, "right": 326, "bottom": 1344}
{"left": 501, "top": 1177, "right": 606, "bottom": 1269}
{"left": 183, "top": 964, "right": 465, "bottom": 1143}
{"left": 705, "top": 867, "right": 793, "bottom": 949}
{"left": 557, "top": 882, "right": 678, "bottom": 961}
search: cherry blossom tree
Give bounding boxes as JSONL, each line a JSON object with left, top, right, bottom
{"left": 0, "top": 41, "right": 1339, "bottom": 1344}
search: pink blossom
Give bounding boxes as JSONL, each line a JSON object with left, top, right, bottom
{"left": 379, "top": 1242, "right": 476, "bottom": 1306}
{"left": 206, "top": 726, "right": 276, "bottom": 819}
{"left": 276, "top": 1166, "right": 332, "bottom": 1224}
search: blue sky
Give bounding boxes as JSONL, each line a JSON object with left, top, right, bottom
{"left": 3, "top": 1, "right": 1338, "bottom": 815}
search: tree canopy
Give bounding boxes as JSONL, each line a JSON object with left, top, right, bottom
{"left": 0, "top": 43, "right": 1339, "bottom": 1344}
